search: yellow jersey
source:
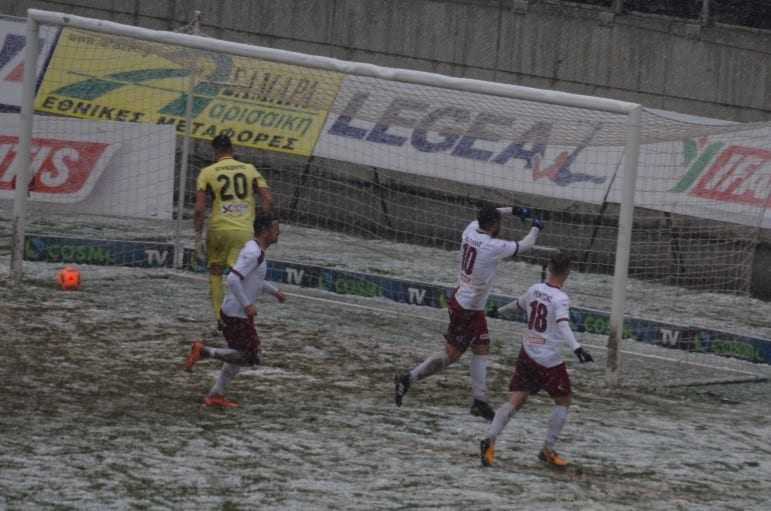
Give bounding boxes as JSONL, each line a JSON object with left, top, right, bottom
{"left": 196, "top": 157, "right": 269, "bottom": 231}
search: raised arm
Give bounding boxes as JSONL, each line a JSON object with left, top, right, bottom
{"left": 496, "top": 206, "right": 532, "bottom": 221}
{"left": 516, "top": 219, "right": 543, "bottom": 255}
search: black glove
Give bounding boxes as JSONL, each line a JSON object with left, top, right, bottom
{"left": 513, "top": 207, "right": 532, "bottom": 222}
{"left": 532, "top": 217, "right": 544, "bottom": 231}
{"left": 574, "top": 347, "right": 593, "bottom": 363}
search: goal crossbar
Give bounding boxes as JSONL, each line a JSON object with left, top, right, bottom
{"left": 27, "top": 9, "right": 639, "bottom": 115}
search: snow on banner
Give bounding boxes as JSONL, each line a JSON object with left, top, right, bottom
{"left": 0, "top": 114, "right": 175, "bottom": 218}
{"left": 34, "top": 28, "right": 344, "bottom": 156}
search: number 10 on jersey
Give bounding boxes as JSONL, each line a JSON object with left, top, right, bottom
{"left": 461, "top": 243, "right": 477, "bottom": 275}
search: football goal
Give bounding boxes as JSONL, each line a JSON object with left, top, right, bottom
{"left": 8, "top": 9, "right": 771, "bottom": 386}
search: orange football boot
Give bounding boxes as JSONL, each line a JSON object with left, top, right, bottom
{"left": 480, "top": 439, "right": 495, "bottom": 467}
{"left": 539, "top": 447, "right": 569, "bottom": 467}
{"left": 203, "top": 394, "right": 239, "bottom": 408}
{"left": 185, "top": 340, "right": 205, "bottom": 371}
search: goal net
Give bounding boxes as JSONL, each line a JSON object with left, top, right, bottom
{"left": 6, "top": 10, "right": 771, "bottom": 386}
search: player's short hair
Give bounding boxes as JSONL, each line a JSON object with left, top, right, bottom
{"left": 253, "top": 213, "right": 276, "bottom": 235}
{"left": 477, "top": 206, "right": 501, "bottom": 230}
{"left": 548, "top": 251, "right": 572, "bottom": 277}
{"left": 211, "top": 134, "right": 233, "bottom": 151}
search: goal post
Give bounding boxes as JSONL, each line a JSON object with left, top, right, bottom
{"left": 607, "top": 106, "right": 642, "bottom": 387}
{"left": 10, "top": 9, "right": 770, "bottom": 388}
{"left": 10, "top": 15, "right": 40, "bottom": 284}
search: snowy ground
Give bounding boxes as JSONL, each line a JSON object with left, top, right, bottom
{"left": 2, "top": 259, "right": 771, "bottom": 510}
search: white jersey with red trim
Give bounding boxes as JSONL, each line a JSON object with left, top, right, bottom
{"left": 221, "top": 240, "right": 269, "bottom": 318}
{"left": 454, "top": 220, "right": 520, "bottom": 311}
{"left": 517, "top": 282, "right": 574, "bottom": 368}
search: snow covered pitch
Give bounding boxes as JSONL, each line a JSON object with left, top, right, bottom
{"left": 2, "top": 256, "right": 771, "bottom": 510}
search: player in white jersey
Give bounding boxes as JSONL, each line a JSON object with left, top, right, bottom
{"left": 184, "top": 214, "right": 286, "bottom": 408}
{"left": 395, "top": 205, "right": 542, "bottom": 421}
{"left": 479, "top": 252, "right": 593, "bottom": 467}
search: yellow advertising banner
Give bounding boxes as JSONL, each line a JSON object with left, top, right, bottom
{"left": 35, "top": 28, "right": 344, "bottom": 156}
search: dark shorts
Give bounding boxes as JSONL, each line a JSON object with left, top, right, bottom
{"left": 220, "top": 312, "right": 261, "bottom": 362}
{"left": 509, "top": 347, "right": 572, "bottom": 398}
{"left": 443, "top": 295, "right": 490, "bottom": 353}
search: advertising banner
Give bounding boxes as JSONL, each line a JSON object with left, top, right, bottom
{"left": 632, "top": 131, "right": 771, "bottom": 228}
{"left": 0, "top": 16, "right": 58, "bottom": 111}
{"left": 315, "top": 76, "right": 771, "bottom": 227}
{"left": 24, "top": 232, "right": 771, "bottom": 366}
{"left": 25, "top": 235, "right": 175, "bottom": 267}
{"left": 266, "top": 259, "right": 770, "bottom": 366}
{"left": 35, "top": 28, "right": 344, "bottom": 156}
{"left": 0, "top": 114, "right": 175, "bottom": 218}
{"left": 314, "top": 75, "right": 621, "bottom": 204}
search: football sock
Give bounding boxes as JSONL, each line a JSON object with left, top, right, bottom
{"left": 206, "top": 348, "right": 254, "bottom": 366}
{"left": 209, "top": 274, "right": 224, "bottom": 321}
{"left": 470, "top": 354, "right": 488, "bottom": 401}
{"left": 410, "top": 351, "right": 450, "bottom": 382}
{"left": 209, "top": 363, "right": 240, "bottom": 396}
{"left": 545, "top": 405, "right": 569, "bottom": 449}
{"left": 487, "top": 402, "right": 515, "bottom": 441}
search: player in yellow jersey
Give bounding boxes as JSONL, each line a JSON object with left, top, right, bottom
{"left": 194, "top": 135, "right": 273, "bottom": 327}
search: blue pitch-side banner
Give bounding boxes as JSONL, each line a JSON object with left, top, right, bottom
{"left": 24, "top": 235, "right": 175, "bottom": 267}
{"left": 24, "top": 234, "right": 771, "bottom": 365}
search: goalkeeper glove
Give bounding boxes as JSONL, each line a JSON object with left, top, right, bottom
{"left": 574, "top": 347, "right": 593, "bottom": 363}
{"left": 532, "top": 217, "right": 545, "bottom": 231}
{"left": 513, "top": 206, "right": 532, "bottom": 222}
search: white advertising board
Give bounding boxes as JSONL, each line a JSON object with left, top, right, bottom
{"left": 314, "top": 75, "right": 622, "bottom": 205}
{"left": 628, "top": 129, "right": 771, "bottom": 228}
{"left": 0, "top": 114, "right": 176, "bottom": 219}
{"left": 314, "top": 76, "right": 771, "bottom": 227}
